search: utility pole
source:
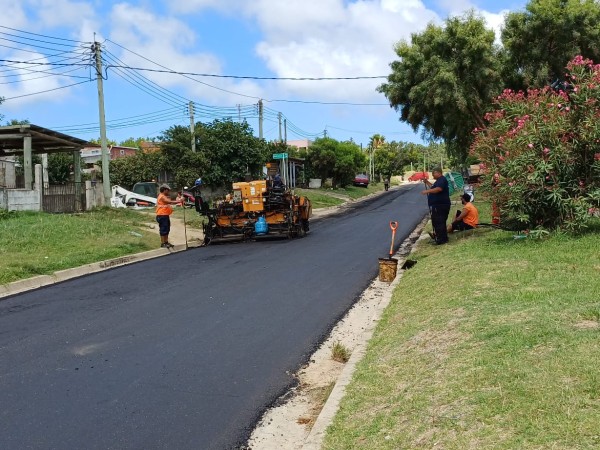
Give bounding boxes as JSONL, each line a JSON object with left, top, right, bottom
{"left": 284, "top": 119, "right": 287, "bottom": 145}
{"left": 93, "top": 41, "right": 111, "bottom": 204}
{"left": 237, "top": 104, "right": 241, "bottom": 122}
{"left": 278, "top": 112, "right": 282, "bottom": 142}
{"left": 323, "top": 129, "right": 328, "bottom": 138}
{"left": 258, "top": 100, "right": 263, "bottom": 139}
{"left": 189, "top": 101, "right": 196, "bottom": 152}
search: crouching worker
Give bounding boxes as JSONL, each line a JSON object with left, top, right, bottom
{"left": 448, "top": 194, "right": 479, "bottom": 233}
{"left": 156, "top": 184, "right": 183, "bottom": 248}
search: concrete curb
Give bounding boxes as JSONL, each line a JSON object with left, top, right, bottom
{"left": 0, "top": 244, "right": 195, "bottom": 300}
{"left": 302, "top": 216, "right": 429, "bottom": 450}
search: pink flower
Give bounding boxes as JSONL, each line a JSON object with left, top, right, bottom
{"left": 543, "top": 148, "right": 550, "bottom": 155}
{"left": 594, "top": 153, "right": 600, "bottom": 161}
{"left": 528, "top": 143, "right": 534, "bottom": 148}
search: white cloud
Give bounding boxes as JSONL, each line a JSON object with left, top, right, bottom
{"left": 242, "top": 0, "right": 440, "bottom": 101}
{"left": 108, "top": 3, "right": 264, "bottom": 104}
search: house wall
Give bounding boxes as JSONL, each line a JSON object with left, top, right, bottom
{"left": 85, "top": 180, "right": 105, "bottom": 210}
{"left": 0, "top": 164, "right": 43, "bottom": 211}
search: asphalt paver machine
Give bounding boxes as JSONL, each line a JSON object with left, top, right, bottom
{"left": 190, "top": 179, "right": 312, "bottom": 245}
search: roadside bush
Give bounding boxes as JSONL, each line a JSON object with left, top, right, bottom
{"left": 472, "top": 56, "right": 600, "bottom": 232}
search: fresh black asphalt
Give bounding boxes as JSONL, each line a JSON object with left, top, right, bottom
{"left": 0, "top": 184, "right": 428, "bottom": 449}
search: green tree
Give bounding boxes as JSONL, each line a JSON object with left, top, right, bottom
{"left": 197, "top": 119, "right": 267, "bottom": 187}
{"left": 109, "top": 151, "right": 165, "bottom": 190}
{"left": 374, "top": 141, "right": 410, "bottom": 178}
{"left": 378, "top": 12, "right": 502, "bottom": 163}
{"left": 307, "top": 138, "right": 366, "bottom": 188}
{"left": 47, "top": 153, "right": 72, "bottom": 184}
{"left": 89, "top": 137, "right": 118, "bottom": 146}
{"left": 502, "top": 0, "right": 600, "bottom": 90}
{"left": 119, "top": 137, "right": 146, "bottom": 149}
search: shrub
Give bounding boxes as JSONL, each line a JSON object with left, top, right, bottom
{"left": 472, "top": 56, "right": 600, "bottom": 232}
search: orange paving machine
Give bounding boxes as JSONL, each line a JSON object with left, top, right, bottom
{"left": 191, "top": 179, "right": 312, "bottom": 245}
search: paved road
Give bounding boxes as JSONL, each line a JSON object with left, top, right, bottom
{"left": 0, "top": 184, "right": 428, "bottom": 450}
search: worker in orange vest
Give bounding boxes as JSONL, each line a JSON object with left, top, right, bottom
{"left": 156, "top": 184, "right": 183, "bottom": 248}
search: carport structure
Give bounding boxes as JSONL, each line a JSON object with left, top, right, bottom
{"left": 0, "top": 124, "right": 92, "bottom": 212}
{"left": 0, "top": 124, "right": 89, "bottom": 189}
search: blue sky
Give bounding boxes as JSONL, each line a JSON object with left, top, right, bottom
{"left": 0, "top": 0, "right": 526, "bottom": 148}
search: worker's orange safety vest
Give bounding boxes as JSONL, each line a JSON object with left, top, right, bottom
{"left": 156, "top": 193, "right": 173, "bottom": 216}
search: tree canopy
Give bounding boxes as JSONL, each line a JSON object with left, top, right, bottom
{"left": 502, "top": 0, "right": 600, "bottom": 90}
{"left": 307, "top": 137, "right": 366, "bottom": 188}
{"left": 379, "top": 0, "right": 600, "bottom": 164}
{"left": 378, "top": 12, "right": 502, "bottom": 163}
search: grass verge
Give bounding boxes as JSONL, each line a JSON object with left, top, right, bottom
{"left": 0, "top": 208, "right": 157, "bottom": 285}
{"left": 323, "top": 201, "right": 600, "bottom": 449}
{"left": 297, "top": 182, "right": 384, "bottom": 209}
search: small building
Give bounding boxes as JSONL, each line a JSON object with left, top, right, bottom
{"left": 287, "top": 139, "right": 313, "bottom": 151}
{"left": 140, "top": 141, "right": 160, "bottom": 153}
{"left": 81, "top": 145, "right": 137, "bottom": 174}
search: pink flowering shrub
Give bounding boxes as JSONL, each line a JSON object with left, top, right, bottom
{"left": 472, "top": 56, "right": 600, "bottom": 232}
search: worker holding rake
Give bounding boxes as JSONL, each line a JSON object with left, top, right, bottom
{"left": 156, "top": 184, "right": 183, "bottom": 248}
{"left": 421, "top": 167, "right": 450, "bottom": 245}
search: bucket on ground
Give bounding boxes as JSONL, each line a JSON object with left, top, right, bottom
{"left": 378, "top": 257, "right": 398, "bottom": 282}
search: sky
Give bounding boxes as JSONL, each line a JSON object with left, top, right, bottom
{"left": 0, "top": 0, "right": 527, "bottom": 148}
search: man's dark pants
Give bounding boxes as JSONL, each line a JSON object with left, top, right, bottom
{"left": 430, "top": 204, "right": 450, "bottom": 243}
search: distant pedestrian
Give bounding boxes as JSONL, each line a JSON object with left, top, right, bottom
{"left": 384, "top": 177, "right": 390, "bottom": 191}
{"left": 421, "top": 167, "right": 450, "bottom": 245}
{"left": 156, "top": 184, "right": 182, "bottom": 248}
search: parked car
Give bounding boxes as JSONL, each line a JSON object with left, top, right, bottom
{"left": 353, "top": 174, "right": 369, "bottom": 187}
{"left": 408, "top": 171, "right": 429, "bottom": 182}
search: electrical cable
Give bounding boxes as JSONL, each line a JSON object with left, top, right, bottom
{"left": 2, "top": 79, "right": 93, "bottom": 101}
{"left": 101, "top": 53, "right": 186, "bottom": 108}
{"left": 103, "top": 49, "right": 190, "bottom": 104}
{"left": 0, "top": 25, "right": 87, "bottom": 43}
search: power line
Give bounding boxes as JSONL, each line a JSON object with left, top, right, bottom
{"left": 103, "top": 49, "right": 190, "bottom": 104}
{"left": 0, "top": 67, "right": 90, "bottom": 84}
{"left": 102, "top": 61, "right": 386, "bottom": 80}
{"left": 326, "top": 125, "right": 413, "bottom": 135}
{"left": 101, "top": 53, "right": 186, "bottom": 108}
{"left": 0, "top": 25, "right": 87, "bottom": 43}
{"left": 267, "top": 98, "right": 388, "bottom": 106}
{"left": 0, "top": 58, "right": 91, "bottom": 67}
{"left": 105, "top": 38, "right": 262, "bottom": 100}
{"left": 3, "top": 79, "right": 93, "bottom": 101}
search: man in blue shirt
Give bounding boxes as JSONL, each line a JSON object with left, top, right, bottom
{"left": 421, "top": 167, "right": 451, "bottom": 245}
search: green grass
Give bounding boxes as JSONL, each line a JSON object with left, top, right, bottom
{"left": 296, "top": 189, "right": 345, "bottom": 209}
{"left": 324, "top": 201, "right": 600, "bottom": 449}
{"left": 297, "top": 182, "right": 385, "bottom": 209}
{"left": 335, "top": 182, "right": 385, "bottom": 199}
{"left": 0, "top": 208, "right": 157, "bottom": 284}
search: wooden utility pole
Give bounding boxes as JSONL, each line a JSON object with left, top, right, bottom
{"left": 278, "top": 112, "right": 282, "bottom": 142}
{"left": 189, "top": 101, "right": 196, "bottom": 152}
{"left": 258, "top": 100, "right": 263, "bottom": 139}
{"left": 93, "top": 41, "right": 111, "bottom": 203}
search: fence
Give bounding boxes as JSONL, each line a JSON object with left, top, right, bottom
{"left": 42, "top": 182, "right": 86, "bottom": 213}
